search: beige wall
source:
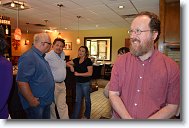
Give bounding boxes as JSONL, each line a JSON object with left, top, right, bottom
{"left": 49, "top": 28, "right": 129, "bottom": 63}
{"left": 12, "top": 28, "right": 129, "bottom": 63}
{"left": 12, "top": 33, "right": 34, "bottom": 56}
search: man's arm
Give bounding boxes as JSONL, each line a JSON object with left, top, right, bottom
{"left": 17, "top": 81, "right": 40, "bottom": 107}
{"left": 148, "top": 104, "right": 179, "bottom": 119}
{"left": 109, "top": 91, "right": 133, "bottom": 119}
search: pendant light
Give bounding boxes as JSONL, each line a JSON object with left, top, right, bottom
{"left": 44, "top": 19, "right": 50, "bottom": 33}
{"left": 76, "top": 16, "right": 81, "bottom": 44}
{"left": 11, "top": 1, "right": 15, "bottom": 7}
{"left": 57, "top": 4, "right": 63, "bottom": 38}
{"left": 14, "top": 3, "right": 22, "bottom": 40}
{"left": 25, "top": 23, "right": 29, "bottom": 45}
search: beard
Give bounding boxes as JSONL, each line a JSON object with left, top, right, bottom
{"left": 129, "top": 37, "right": 154, "bottom": 57}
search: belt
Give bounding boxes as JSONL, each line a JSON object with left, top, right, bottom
{"left": 55, "top": 81, "right": 64, "bottom": 83}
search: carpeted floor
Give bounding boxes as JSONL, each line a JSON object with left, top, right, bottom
{"left": 81, "top": 79, "right": 112, "bottom": 119}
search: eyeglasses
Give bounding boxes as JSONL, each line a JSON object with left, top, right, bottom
{"left": 42, "top": 42, "right": 52, "bottom": 45}
{"left": 128, "top": 29, "right": 152, "bottom": 35}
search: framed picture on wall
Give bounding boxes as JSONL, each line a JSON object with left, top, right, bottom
{"left": 64, "top": 42, "right": 72, "bottom": 50}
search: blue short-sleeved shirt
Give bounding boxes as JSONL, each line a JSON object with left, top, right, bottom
{"left": 16, "top": 46, "right": 54, "bottom": 109}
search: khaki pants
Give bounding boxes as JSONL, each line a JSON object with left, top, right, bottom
{"left": 50, "top": 82, "right": 69, "bottom": 119}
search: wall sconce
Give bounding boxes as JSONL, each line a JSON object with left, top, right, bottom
{"left": 25, "top": 39, "right": 29, "bottom": 45}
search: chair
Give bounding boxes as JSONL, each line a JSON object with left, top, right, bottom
{"left": 91, "top": 65, "right": 103, "bottom": 92}
{"left": 65, "top": 67, "right": 76, "bottom": 118}
{"left": 103, "top": 64, "right": 112, "bottom": 80}
{"left": 65, "top": 55, "right": 70, "bottom": 62}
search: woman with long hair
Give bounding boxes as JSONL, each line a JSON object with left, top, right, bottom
{"left": 67, "top": 46, "right": 93, "bottom": 119}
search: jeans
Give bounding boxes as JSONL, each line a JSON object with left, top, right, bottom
{"left": 25, "top": 104, "right": 51, "bottom": 119}
{"left": 71, "top": 82, "right": 91, "bottom": 119}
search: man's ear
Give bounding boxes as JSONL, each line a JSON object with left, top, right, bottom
{"left": 152, "top": 31, "right": 158, "bottom": 41}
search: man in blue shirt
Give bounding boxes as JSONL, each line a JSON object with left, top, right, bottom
{"left": 16, "top": 33, "right": 54, "bottom": 119}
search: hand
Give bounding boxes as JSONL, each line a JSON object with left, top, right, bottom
{"left": 70, "top": 66, "right": 74, "bottom": 72}
{"left": 74, "top": 72, "right": 79, "bottom": 76}
{"left": 29, "top": 97, "right": 40, "bottom": 107}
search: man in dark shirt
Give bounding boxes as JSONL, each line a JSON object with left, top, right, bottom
{"left": 16, "top": 33, "right": 54, "bottom": 119}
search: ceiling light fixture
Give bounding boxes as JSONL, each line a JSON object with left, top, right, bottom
{"left": 20, "top": 3, "right": 24, "bottom": 9}
{"left": 118, "top": 5, "right": 124, "bottom": 9}
{"left": 76, "top": 16, "right": 81, "bottom": 44}
{"left": 14, "top": 3, "right": 22, "bottom": 40}
{"left": 25, "top": 22, "right": 29, "bottom": 45}
{"left": 44, "top": 19, "right": 49, "bottom": 32}
{"left": 57, "top": 3, "right": 63, "bottom": 38}
{"left": 10, "top": 1, "right": 26, "bottom": 9}
{"left": 11, "top": 1, "right": 15, "bottom": 7}
{"left": 44, "top": 20, "right": 55, "bottom": 33}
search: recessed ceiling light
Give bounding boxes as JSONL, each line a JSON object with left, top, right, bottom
{"left": 118, "top": 5, "right": 124, "bottom": 9}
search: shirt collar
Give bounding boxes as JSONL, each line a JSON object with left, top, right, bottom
{"left": 32, "top": 46, "right": 45, "bottom": 58}
{"left": 136, "top": 49, "right": 158, "bottom": 63}
{"left": 52, "top": 50, "right": 64, "bottom": 59}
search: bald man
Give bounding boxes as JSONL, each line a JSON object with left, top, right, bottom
{"left": 17, "top": 33, "right": 55, "bottom": 119}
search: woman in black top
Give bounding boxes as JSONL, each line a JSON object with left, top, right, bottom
{"left": 67, "top": 46, "right": 93, "bottom": 119}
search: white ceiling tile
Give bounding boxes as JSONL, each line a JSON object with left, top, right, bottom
{"left": 0, "top": 0, "right": 160, "bottom": 33}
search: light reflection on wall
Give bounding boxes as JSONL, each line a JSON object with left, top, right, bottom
{"left": 12, "top": 33, "right": 34, "bottom": 56}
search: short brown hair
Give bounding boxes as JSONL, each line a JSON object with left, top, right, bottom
{"left": 53, "top": 38, "right": 65, "bottom": 46}
{"left": 136, "top": 11, "right": 161, "bottom": 43}
{"left": 118, "top": 47, "right": 129, "bottom": 55}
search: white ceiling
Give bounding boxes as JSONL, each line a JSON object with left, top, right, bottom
{"left": 0, "top": 0, "right": 159, "bottom": 33}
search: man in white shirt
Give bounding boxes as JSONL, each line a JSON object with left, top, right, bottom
{"left": 45, "top": 38, "right": 69, "bottom": 119}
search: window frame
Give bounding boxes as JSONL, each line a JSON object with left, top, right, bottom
{"left": 84, "top": 36, "right": 112, "bottom": 61}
